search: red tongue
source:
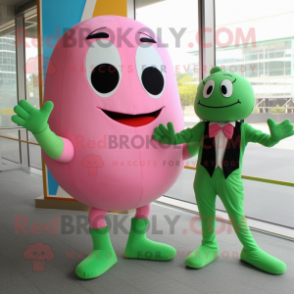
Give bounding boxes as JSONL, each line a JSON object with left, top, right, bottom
{"left": 116, "top": 116, "right": 156, "bottom": 127}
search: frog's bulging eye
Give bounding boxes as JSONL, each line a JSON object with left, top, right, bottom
{"left": 203, "top": 80, "right": 215, "bottom": 98}
{"left": 220, "top": 79, "right": 233, "bottom": 98}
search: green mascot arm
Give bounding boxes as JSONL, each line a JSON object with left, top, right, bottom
{"left": 244, "top": 118, "right": 294, "bottom": 147}
{"left": 12, "top": 100, "right": 73, "bottom": 161}
{"left": 33, "top": 124, "right": 64, "bottom": 159}
{"left": 153, "top": 121, "right": 205, "bottom": 145}
{"left": 185, "top": 141, "right": 201, "bottom": 157}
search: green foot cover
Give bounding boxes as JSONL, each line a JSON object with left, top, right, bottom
{"left": 124, "top": 217, "right": 176, "bottom": 261}
{"left": 185, "top": 244, "right": 219, "bottom": 269}
{"left": 241, "top": 247, "right": 286, "bottom": 275}
{"left": 75, "top": 226, "right": 117, "bottom": 279}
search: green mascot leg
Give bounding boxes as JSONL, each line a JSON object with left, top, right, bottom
{"left": 75, "top": 226, "right": 117, "bottom": 279}
{"left": 185, "top": 167, "right": 219, "bottom": 268}
{"left": 124, "top": 217, "right": 176, "bottom": 261}
{"left": 186, "top": 167, "right": 286, "bottom": 274}
{"left": 217, "top": 169, "right": 286, "bottom": 274}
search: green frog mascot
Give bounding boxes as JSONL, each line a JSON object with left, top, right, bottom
{"left": 153, "top": 66, "right": 293, "bottom": 274}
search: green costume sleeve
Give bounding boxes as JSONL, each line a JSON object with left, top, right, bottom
{"left": 174, "top": 122, "right": 205, "bottom": 144}
{"left": 33, "top": 125, "right": 64, "bottom": 159}
{"left": 244, "top": 123, "right": 279, "bottom": 147}
{"left": 186, "top": 142, "right": 200, "bottom": 157}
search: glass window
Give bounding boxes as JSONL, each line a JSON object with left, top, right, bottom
{"left": 0, "top": 23, "right": 18, "bottom": 127}
{"left": 268, "top": 61, "right": 284, "bottom": 76}
{"left": 136, "top": 0, "right": 199, "bottom": 173}
{"left": 0, "top": 137, "right": 21, "bottom": 164}
{"left": 0, "top": 21, "right": 21, "bottom": 164}
{"left": 136, "top": 0, "right": 199, "bottom": 129}
{"left": 161, "top": 0, "right": 294, "bottom": 228}
{"left": 25, "top": 11, "right": 39, "bottom": 109}
{"left": 216, "top": 0, "right": 294, "bottom": 183}
{"left": 24, "top": 9, "right": 42, "bottom": 170}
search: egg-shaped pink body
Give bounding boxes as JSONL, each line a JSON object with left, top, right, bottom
{"left": 44, "top": 15, "right": 185, "bottom": 211}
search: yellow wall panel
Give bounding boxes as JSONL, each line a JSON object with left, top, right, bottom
{"left": 93, "top": 0, "right": 128, "bottom": 17}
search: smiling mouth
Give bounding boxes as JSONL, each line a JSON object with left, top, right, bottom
{"left": 198, "top": 100, "right": 241, "bottom": 108}
{"left": 100, "top": 108, "right": 162, "bottom": 127}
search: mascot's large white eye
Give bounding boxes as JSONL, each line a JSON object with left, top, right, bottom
{"left": 136, "top": 44, "right": 165, "bottom": 99}
{"left": 203, "top": 79, "right": 215, "bottom": 98}
{"left": 220, "top": 79, "right": 233, "bottom": 97}
{"left": 86, "top": 40, "right": 122, "bottom": 98}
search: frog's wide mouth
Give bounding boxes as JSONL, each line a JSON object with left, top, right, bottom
{"left": 198, "top": 100, "right": 241, "bottom": 108}
{"left": 99, "top": 108, "right": 162, "bottom": 127}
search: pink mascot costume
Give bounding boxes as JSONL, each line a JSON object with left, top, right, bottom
{"left": 12, "top": 15, "right": 198, "bottom": 279}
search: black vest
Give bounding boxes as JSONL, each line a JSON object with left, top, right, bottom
{"left": 200, "top": 121, "right": 243, "bottom": 179}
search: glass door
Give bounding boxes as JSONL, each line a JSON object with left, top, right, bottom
{"left": 0, "top": 20, "right": 21, "bottom": 170}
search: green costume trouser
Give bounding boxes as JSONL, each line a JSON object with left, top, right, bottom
{"left": 185, "top": 165, "right": 286, "bottom": 274}
{"left": 195, "top": 166, "right": 257, "bottom": 251}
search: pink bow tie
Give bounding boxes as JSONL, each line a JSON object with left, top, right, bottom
{"left": 209, "top": 123, "right": 234, "bottom": 139}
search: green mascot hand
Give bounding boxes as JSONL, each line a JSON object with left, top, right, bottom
{"left": 267, "top": 118, "right": 294, "bottom": 142}
{"left": 11, "top": 99, "right": 64, "bottom": 160}
{"left": 152, "top": 122, "right": 176, "bottom": 144}
{"left": 12, "top": 100, "right": 53, "bottom": 134}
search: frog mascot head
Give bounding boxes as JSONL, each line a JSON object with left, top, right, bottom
{"left": 195, "top": 66, "right": 255, "bottom": 121}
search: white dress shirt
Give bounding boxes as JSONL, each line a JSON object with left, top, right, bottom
{"left": 209, "top": 121, "right": 235, "bottom": 170}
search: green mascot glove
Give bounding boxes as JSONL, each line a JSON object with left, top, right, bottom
{"left": 153, "top": 122, "right": 176, "bottom": 144}
{"left": 153, "top": 121, "right": 198, "bottom": 145}
{"left": 13, "top": 99, "right": 52, "bottom": 134}
{"left": 267, "top": 118, "right": 294, "bottom": 142}
{"left": 12, "top": 99, "right": 64, "bottom": 159}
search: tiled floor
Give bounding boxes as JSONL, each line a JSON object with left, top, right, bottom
{"left": 0, "top": 169, "right": 293, "bottom": 294}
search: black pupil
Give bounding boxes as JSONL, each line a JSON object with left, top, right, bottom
{"left": 91, "top": 63, "right": 119, "bottom": 93}
{"left": 207, "top": 85, "right": 213, "bottom": 95}
{"left": 141, "top": 67, "right": 164, "bottom": 95}
{"left": 221, "top": 85, "right": 227, "bottom": 95}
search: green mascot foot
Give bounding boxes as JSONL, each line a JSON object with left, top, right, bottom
{"left": 185, "top": 245, "right": 219, "bottom": 269}
{"left": 124, "top": 218, "right": 176, "bottom": 261}
{"left": 240, "top": 247, "right": 286, "bottom": 275}
{"left": 75, "top": 226, "right": 117, "bottom": 279}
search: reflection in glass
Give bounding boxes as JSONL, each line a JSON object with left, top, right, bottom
{"left": 0, "top": 21, "right": 21, "bottom": 164}
{"left": 0, "top": 136, "right": 21, "bottom": 164}
{"left": 0, "top": 22, "right": 17, "bottom": 127}
{"left": 136, "top": 0, "right": 199, "bottom": 128}
{"left": 24, "top": 10, "right": 42, "bottom": 170}
{"left": 215, "top": 0, "right": 294, "bottom": 182}
{"left": 25, "top": 11, "right": 39, "bottom": 109}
